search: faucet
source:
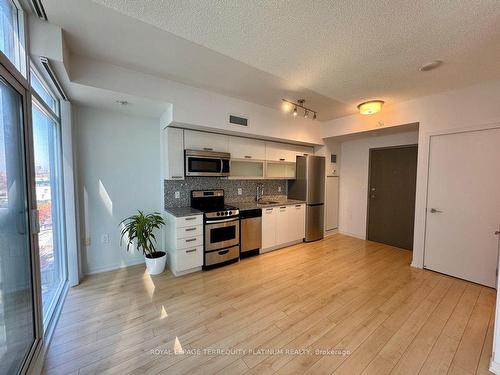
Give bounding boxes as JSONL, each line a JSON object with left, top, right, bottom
{"left": 256, "top": 184, "right": 264, "bottom": 203}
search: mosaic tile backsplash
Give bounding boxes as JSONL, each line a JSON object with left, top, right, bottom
{"left": 164, "top": 178, "right": 288, "bottom": 208}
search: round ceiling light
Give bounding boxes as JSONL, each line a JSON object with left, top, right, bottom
{"left": 357, "top": 100, "right": 384, "bottom": 115}
{"left": 419, "top": 60, "right": 442, "bottom": 72}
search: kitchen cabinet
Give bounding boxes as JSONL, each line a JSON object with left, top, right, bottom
{"left": 184, "top": 130, "right": 229, "bottom": 152}
{"left": 265, "top": 161, "right": 296, "bottom": 179}
{"left": 276, "top": 205, "right": 289, "bottom": 244}
{"left": 265, "top": 143, "right": 314, "bottom": 162}
{"left": 230, "top": 160, "right": 265, "bottom": 179}
{"left": 163, "top": 127, "right": 185, "bottom": 180}
{"left": 289, "top": 204, "right": 306, "bottom": 241}
{"left": 261, "top": 203, "right": 305, "bottom": 252}
{"left": 165, "top": 212, "right": 204, "bottom": 276}
{"left": 265, "top": 142, "right": 296, "bottom": 162}
{"left": 228, "top": 137, "right": 266, "bottom": 160}
{"left": 261, "top": 207, "right": 277, "bottom": 250}
{"left": 291, "top": 145, "right": 314, "bottom": 159}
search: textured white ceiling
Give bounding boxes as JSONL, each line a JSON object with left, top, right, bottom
{"left": 43, "top": 0, "right": 500, "bottom": 120}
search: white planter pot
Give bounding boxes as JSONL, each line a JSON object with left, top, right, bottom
{"left": 145, "top": 251, "right": 167, "bottom": 275}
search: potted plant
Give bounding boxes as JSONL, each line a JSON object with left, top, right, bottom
{"left": 120, "top": 211, "right": 167, "bottom": 275}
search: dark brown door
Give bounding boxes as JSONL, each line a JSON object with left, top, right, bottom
{"left": 367, "top": 145, "right": 418, "bottom": 250}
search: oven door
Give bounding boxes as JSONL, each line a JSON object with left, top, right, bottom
{"left": 205, "top": 217, "right": 240, "bottom": 251}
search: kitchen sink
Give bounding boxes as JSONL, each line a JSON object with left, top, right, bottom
{"left": 257, "top": 200, "right": 279, "bottom": 205}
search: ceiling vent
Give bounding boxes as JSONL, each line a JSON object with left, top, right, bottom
{"left": 228, "top": 114, "right": 248, "bottom": 127}
{"left": 40, "top": 57, "right": 68, "bottom": 101}
{"left": 30, "top": 0, "right": 48, "bottom": 21}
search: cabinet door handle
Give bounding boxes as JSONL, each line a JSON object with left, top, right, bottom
{"left": 244, "top": 155, "right": 252, "bottom": 159}
{"left": 203, "top": 147, "right": 213, "bottom": 151}
{"left": 218, "top": 249, "right": 229, "bottom": 255}
{"left": 279, "top": 158, "right": 285, "bottom": 161}
{"left": 185, "top": 249, "right": 197, "bottom": 253}
{"left": 185, "top": 227, "right": 196, "bottom": 232}
{"left": 295, "top": 205, "right": 302, "bottom": 208}
{"left": 266, "top": 208, "right": 273, "bottom": 211}
{"left": 185, "top": 217, "right": 196, "bottom": 221}
{"left": 186, "top": 238, "right": 197, "bottom": 242}
{"left": 280, "top": 206, "right": 286, "bottom": 209}
{"left": 172, "top": 176, "right": 183, "bottom": 179}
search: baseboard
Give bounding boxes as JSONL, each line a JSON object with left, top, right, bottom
{"left": 260, "top": 239, "right": 303, "bottom": 254}
{"left": 337, "top": 230, "right": 365, "bottom": 240}
{"left": 84, "top": 257, "right": 145, "bottom": 275}
{"left": 324, "top": 229, "right": 338, "bottom": 237}
{"left": 490, "top": 358, "right": 500, "bottom": 374}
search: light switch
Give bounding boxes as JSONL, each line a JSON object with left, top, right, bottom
{"left": 175, "top": 191, "right": 180, "bottom": 199}
{"left": 237, "top": 188, "right": 242, "bottom": 195}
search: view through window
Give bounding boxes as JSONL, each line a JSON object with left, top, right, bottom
{"left": 31, "top": 67, "right": 65, "bottom": 323}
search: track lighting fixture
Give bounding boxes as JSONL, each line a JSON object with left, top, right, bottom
{"left": 282, "top": 99, "right": 317, "bottom": 120}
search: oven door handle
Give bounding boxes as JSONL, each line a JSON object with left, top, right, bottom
{"left": 205, "top": 217, "right": 239, "bottom": 224}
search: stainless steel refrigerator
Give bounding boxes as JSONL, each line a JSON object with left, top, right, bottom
{"left": 288, "top": 155, "right": 325, "bottom": 242}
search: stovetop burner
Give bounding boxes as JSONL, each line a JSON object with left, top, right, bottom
{"left": 190, "top": 190, "right": 239, "bottom": 219}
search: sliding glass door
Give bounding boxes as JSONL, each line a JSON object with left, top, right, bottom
{"left": 0, "top": 73, "right": 36, "bottom": 374}
{"left": 32, "top": 101, "right": 64, "bottom": 322}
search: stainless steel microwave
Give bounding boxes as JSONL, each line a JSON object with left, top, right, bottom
{"left": 185, "top": 149, "right": 230, "bottom": 177}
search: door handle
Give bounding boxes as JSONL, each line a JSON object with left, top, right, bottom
{"left": 430, "top": 208, "right": 443, "bottom": 213}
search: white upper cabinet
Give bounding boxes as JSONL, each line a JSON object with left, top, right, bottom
{"left": 265, "top": 142, "right": 314, "bottom": 162}
{"left": 163, "top": 127, "right": 185, "bottom": 180}
{"left": 291, "top": 145, "right": 314, "bottom": 158}
{"left": 265, "top": 142, "right": 296, "bottom": 162}
{"left": 184, "top": 130, "right": 229, "bottom": 152}
{"left": 228, "top": 137, "right": 266, "bottom": 160}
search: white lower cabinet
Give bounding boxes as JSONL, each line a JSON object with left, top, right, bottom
{"left": 262, "top": 207, "right": 277, "bottom": 250}
{"left": 165, "top": 212, "right": 204, "bottom": 276}
{"left": 261, "top": 203, "right": 305, "bottom": 252}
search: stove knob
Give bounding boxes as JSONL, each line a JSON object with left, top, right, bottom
{"left": 217, "top": 212, "right": 221, "bottom": 216}
{"left": 229, "top": 211, "right": 232, "bottom": 215}
{"left": 222, "top": 212, "right": 226, "bottom": 216}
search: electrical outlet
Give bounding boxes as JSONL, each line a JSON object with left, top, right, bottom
{"left": 237, "top": 188, "right": 242, "bottom": 195}
{"left": 101, "top": 234, "right": 110, "bottom": 244}
{"left": 278, "top": 186, "right": 282, "bottom": 193}
{"left": 174, "top": 191, "right": 180, "bottom": 199}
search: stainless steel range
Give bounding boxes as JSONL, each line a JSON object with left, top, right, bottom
{"left": 190, "top": 190, "right": 240, "bottom": 268}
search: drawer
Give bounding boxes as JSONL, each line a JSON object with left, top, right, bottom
{"left": 176, "top": 246, "right": 203, "bottom": 271}
{"left": 176, "top": 235, "right": 203, "bottom": 249}
{"left": 205, "top": 245, "right": 239, "bottom": 266}
{"left": 176, "top": 225, "right": 203, "bottom": 239}
{"left": 175, "top": 215, "right": 203, "bottom": 228}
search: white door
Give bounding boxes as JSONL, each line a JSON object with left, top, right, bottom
{"left": 424, "top": 128, "right": 500, "bottom": 287}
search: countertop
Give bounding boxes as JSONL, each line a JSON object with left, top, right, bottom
{"left": 165, "top": 207, "right": 202, "bottom": 217}
{"left": 228, "top": 199, "right": 306, "bottom": 211}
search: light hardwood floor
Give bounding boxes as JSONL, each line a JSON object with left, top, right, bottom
{"left": 43, "top": 234, "right": 496, "bottom": 375}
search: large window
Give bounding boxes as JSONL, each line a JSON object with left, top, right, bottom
{"left": 0, "top": 0, "right": 25, "bottom": 74}
{"left": 31, "top": 66, "right": 66, "bottom": 325}
{"left": 0, "top": 2, "right": 37, "bottom": 373}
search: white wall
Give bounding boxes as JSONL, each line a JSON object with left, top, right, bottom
{"left": 337, "top": 131, "right": 419, "bottom": 239}
{"left": 74, "top": 106, "right": 161, "bottom": 274}
{"left": 321, "top": 78, "right": 500, "bottom": 268}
